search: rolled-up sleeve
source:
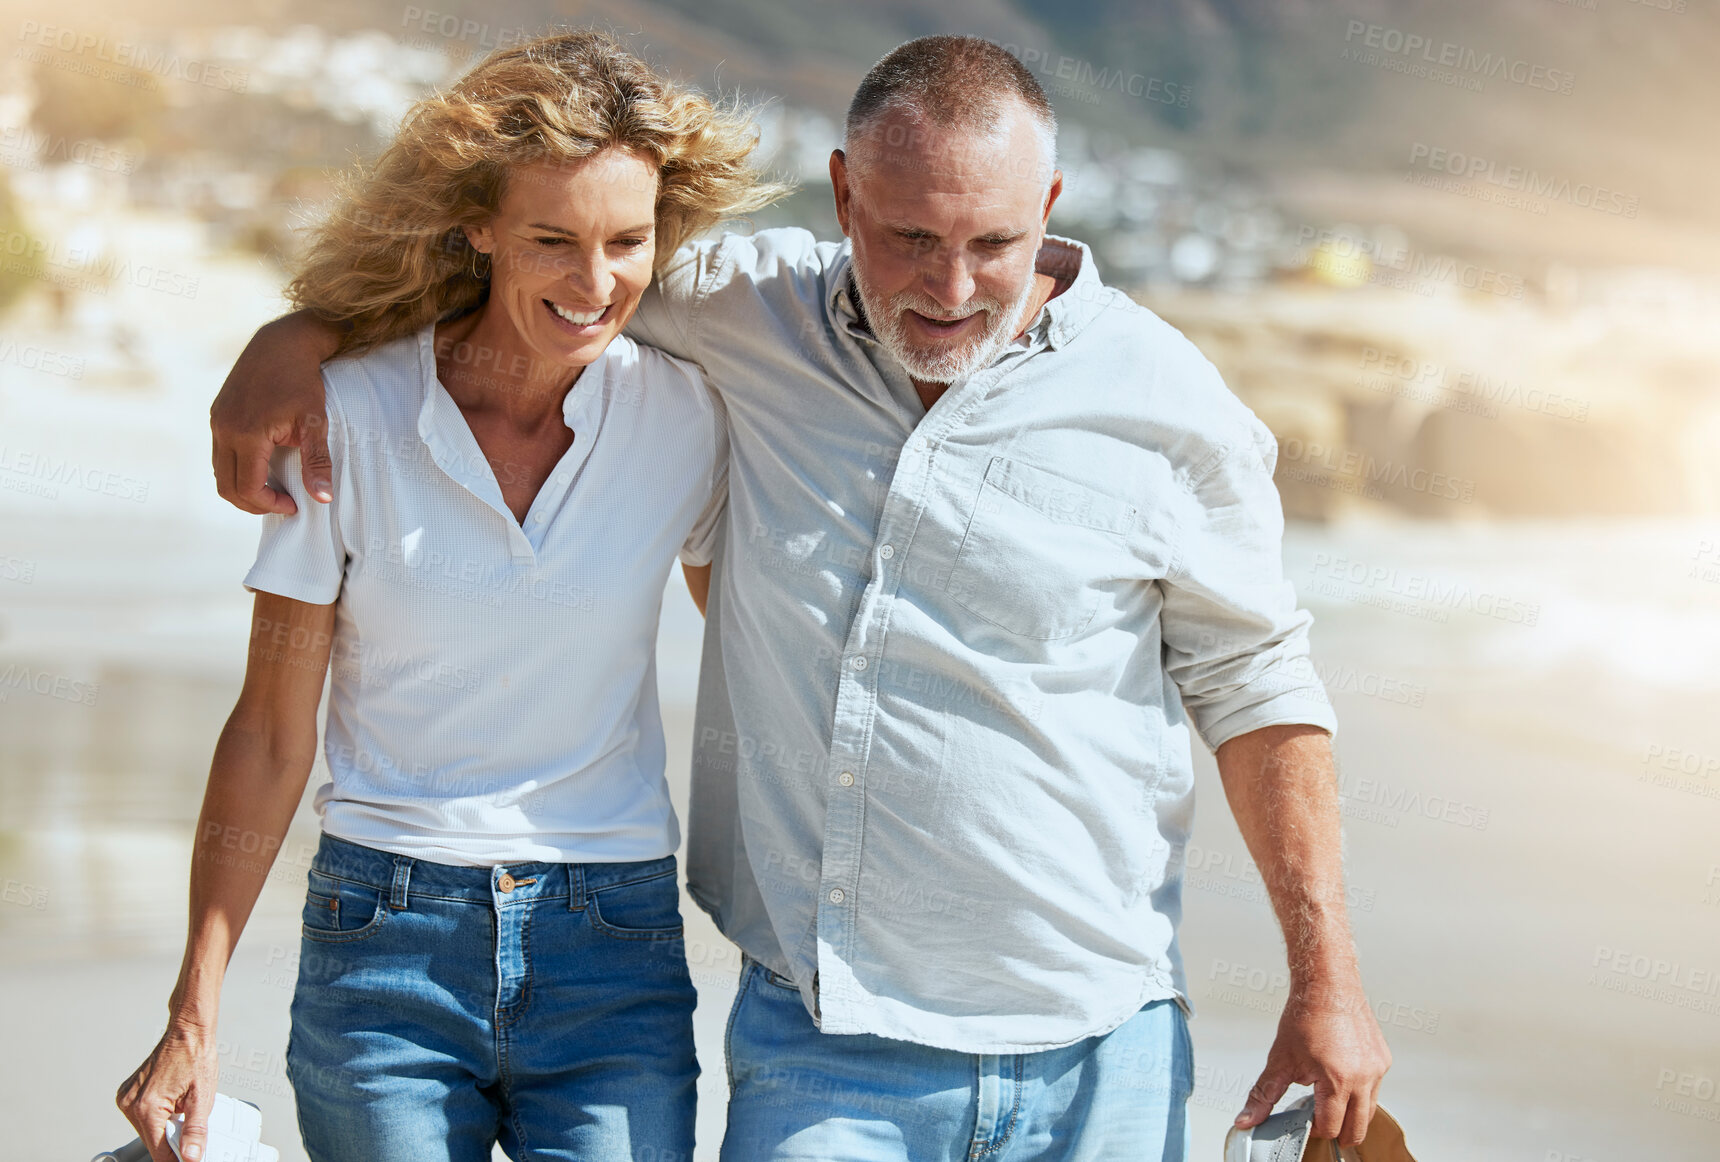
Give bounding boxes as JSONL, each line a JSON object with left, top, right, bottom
{"left": 1159, "top": 418, "right": 1337, "bottom": 750}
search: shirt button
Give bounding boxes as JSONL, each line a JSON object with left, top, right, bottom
{"left": 851, "top": 656, "right": 867, "bottom": 671}
{"left": 828, "top": 888, "right": 845, "bottom": 904}
{"left": 557, "top": 473, "right": 570, "bottom": 484}
{"left": 879, "top": 544, "right": 894, "bottom": 560}
{"left": 497, "top": 872, "right": 516, "bottom": 893}
{"left": 532, "top": 513, "right": 545, "bottom": 523}
{"left": 837, "top": 771, "right": 855, "bottom": 787}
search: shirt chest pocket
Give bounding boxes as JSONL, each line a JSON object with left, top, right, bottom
{"left": 944, "top": 456, "right": 1139, "bottom": 640}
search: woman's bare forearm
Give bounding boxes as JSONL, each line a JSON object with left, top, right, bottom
{"left": 171, "top": 723, "right": 319, "bottom": 1023}
{"left": 170, "top": 595, "right": 336, "bottom": 1026}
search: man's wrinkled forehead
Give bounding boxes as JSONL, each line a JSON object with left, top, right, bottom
{"left": 845, "top": 103, "right": 1055, "bottom": 194}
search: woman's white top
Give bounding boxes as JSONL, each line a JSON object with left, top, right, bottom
{"left": 245, "top": 325, "right": 726, "bottom": 866}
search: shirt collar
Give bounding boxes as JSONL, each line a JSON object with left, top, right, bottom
{"left": 414, "top": 322, "right": 607, "bottom": 443}
{"left": 825, "top": 233, "right": 1110, "bottom": 353}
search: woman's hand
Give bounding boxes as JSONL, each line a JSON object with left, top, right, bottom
{"left": 115, "top": 1015, "right": 220, "bottom": 1162}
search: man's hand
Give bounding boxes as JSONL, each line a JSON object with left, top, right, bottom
{"left": 210, "top": 311, "right": 343, "bottom": 514}
{"left": 1236, "top": 968, "right": 1392, "bottom": 1145}
{"left": 1214, "top": 723, "right": 1391, "bottom": 1146}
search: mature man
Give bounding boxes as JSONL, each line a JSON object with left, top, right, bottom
{"left": 211, "top": 35, "right": 1388, "bottom": 1161}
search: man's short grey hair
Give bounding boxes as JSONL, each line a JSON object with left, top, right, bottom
{"left": 843, "top": 35, "right": 1058, "bottom": 181}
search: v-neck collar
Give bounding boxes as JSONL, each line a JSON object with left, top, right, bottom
{"left": 412, "top": 325, "right": 613, "bottom": 561}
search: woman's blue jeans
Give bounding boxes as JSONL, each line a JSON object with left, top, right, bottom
{"left": 285, "top": 833, "right": 698, "bottom": 1162}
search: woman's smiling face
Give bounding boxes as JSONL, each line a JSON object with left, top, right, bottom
{"left": 464, "top": 148, "right": 660, "bottom": 370}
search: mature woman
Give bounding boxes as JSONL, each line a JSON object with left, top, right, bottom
{"left": 115, "top": 31, "right": 781, "bottom": 1162}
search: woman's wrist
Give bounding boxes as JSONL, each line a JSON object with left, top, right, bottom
{"left": 167, "top": 997, "right": 219, "bottom": 1033}
{"left": 168, "top": 968, "right": 224, "bottom": 1030}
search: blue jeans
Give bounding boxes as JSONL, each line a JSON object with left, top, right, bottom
{"left": 285, "top": 833, "right": 698, "bottom": 1162}
{"left": 720, "top": 958, "right": 1192, "bottom": 1162}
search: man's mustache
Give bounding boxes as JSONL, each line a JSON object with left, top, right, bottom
{"left": 889, "top": 295, "right": 1001, "bottom": 324}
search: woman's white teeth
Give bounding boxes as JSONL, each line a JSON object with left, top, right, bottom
{"left": 551, "top": 302, "right": 605, "bottom": 325}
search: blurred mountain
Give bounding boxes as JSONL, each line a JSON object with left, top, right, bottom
{"left": 9, "top": 0, "right": 1716, "bottom": 242}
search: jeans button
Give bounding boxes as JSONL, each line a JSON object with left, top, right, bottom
{"left": 498, "top": 871, "right": 516, "bottom": 893}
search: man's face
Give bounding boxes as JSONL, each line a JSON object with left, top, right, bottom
{"left": 832, "top": 102, "right": 1061, "bottom": 384}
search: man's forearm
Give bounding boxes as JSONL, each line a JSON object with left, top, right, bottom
{"left": 1214, "top": 723, "right": 1357, "bottom": 986}
{"left": 266, "top": 309, "right": 344, "bottom": 359}
{"left": 1218, "top": 723, "right": 1391, "bottom": 1138}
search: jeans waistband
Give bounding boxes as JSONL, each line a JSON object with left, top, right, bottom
{"left": 309, "top": 831, "right": 678, "bottom": 910}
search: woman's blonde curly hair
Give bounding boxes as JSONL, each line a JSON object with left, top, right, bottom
{"left": 287, "top": 29, "right": 789, "bottom": 354}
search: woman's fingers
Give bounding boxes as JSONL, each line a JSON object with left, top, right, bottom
{"left": 116, "top": 1062, "right": 182, "bottom": 1162}
{"left": 175, "top": 1080, "right": 218, "bottom": 1162}
{"left": 116, "top": 1024, "right": 219, "bottom": 1162}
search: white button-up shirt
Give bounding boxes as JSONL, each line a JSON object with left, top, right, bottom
{"left": 630, "top": 228, "right": 1336, "bottom": 1053}
{"left": 245, "top": 326, "right": 726, "bottom": 866}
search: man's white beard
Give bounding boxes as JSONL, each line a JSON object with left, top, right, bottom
{"left": 852, "top": 260, "right": 1035, "bottom": 385}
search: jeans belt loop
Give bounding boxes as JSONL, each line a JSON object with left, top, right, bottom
{"left": 389, "top": 856, "right": 413, "bottom": 911}
{"left": 567, "top": 863, "right": 586, "bottom": 912}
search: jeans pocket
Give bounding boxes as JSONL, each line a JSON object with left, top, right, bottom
{"left": 588, "top": 869, "right": 684, "bottom": 940}
{"left": 301, "top": 869, "right": 388, "bottom": 943}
